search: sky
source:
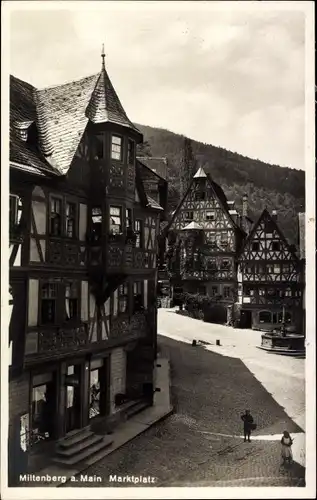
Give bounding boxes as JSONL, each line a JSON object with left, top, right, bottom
{"left": 7, "top": 1, "right": 311, "bottom": 171}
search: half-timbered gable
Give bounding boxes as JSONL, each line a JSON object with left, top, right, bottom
{"left": 8, "top": 49, "right": 164, "bottom": 460}
{"left": 237, "top": 209, "right": 303, "bottom": 331}
{"left": 166, "top": 167, "right": 244, "bottom": 309}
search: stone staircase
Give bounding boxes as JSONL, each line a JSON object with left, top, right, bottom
{"left": 52, "top": 427, "right": 113, "bottom": 468}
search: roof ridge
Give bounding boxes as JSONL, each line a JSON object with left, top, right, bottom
{"left": 35, "top": 73, "right": 99, "bottom": 91}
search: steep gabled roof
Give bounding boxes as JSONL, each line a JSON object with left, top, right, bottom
{"left": 10, "top": 55, "right": 142, "bottom": 176}
{"left": 165, "top": 171, "right": 244, "bottom": 235}
{"left": 136, "top": 157, "right": 168, "bottom": 180}
{"left": 238, "top": 208, "right": 299, "bottom": 260}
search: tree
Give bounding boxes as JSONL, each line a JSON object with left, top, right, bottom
{"left": 180, "top": 137, "right": 197, "bottom": 198}
{"left": 136, "top": 140, "right": 152, "bottom": 157}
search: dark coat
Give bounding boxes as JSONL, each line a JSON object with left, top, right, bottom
{"left": 241, "top": 413, "right": 254, "bottom": 430}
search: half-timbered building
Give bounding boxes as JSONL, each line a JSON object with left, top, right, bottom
{"left": 237, "top": 209, "right": 303, "bottom": 331}
{"left": 8, "top": 50, "right": 166, "bottom": 471}
{"left": 166, "top": 166, "right": 245, "bottom": 323}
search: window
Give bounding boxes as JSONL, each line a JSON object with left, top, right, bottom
{"left": 89, "top": 369, "right": 101, "bottom": 419}
{"left": 128, "top": 139, "right": 135, "bottom": 165}
{"left": 209, "top": 233, "right": 217, "bottom": 246}
{"left": 134, "top": 219, "right": 142, "bottom": 248}
{"left": 32, "top": 377, "right": 54, "bottom": 441}
{"left": 184, "top": 211, "right": 194, "bottom": 221}
{"left": 91, "top": 207, "right": 103, "bottom": 240}
{"left": 221, "top": 259, "right": 230, "bottom": 269}
{"left": 284, "top": 288, "right": 292, "bottom": 297}
{"left": 133, "top": 281, "right": 143, "bottom": 312}
{"left": 9, "top": 194, "right": 22, "bottom": 227}
{"left": 246, "top": 264, "right": 254, "bottom": 274}
{"left": 50, "top": 198, "right": 62, "bottom": 236}
{"left": 266, "top": 264, "right": 274, "bottom": 274}
{"left": 207, "top": 258, "right": 217, "bottom": 270}
{"left": 110, "top": 206, "right": 122, "bottom": 234}
{"left": 41, "top": 283, "right": 57, "bottom": 324}
{"left": 65, "top": 282, "right": 78, "bottom": 321}
{"left": 272, "top": 241, "right": 280, "bottom": 251}
{"left": 223, "top": 286, "right": 231, "bottom": 298}
{"left": 252, "top": 242, "right": 259, "bottom": 251}
{"left": 65, "top": 202, "right": 76, "bottom": 238}
{"left": 273, "top": 263, "right": 281, "bottom": 274}
{"left": 220, "top": 232, "right": 228, "bottom": 245}
{"left": 111, "top": 135, "right": 122, "bottom": 161}
{"left": 282, "top": 263, "right": 291, "bottom": 273}
{"left": 211, "top": 286, "right": 218, "bottom": 297}
{"left": 195, "top": 191, "right": 205, "bottom": 201}
{"left": 206, "top": 210, "right": 215, "bottom": 221}
{"left": 198, "top": 285, "right": 206, "bottom": 295}
{"left": 126, "top": 208, "right": 132, "bottom": 229}
{"left": 94, "top": 133, "right": 104, "bottom": 160}
{"left": 258, "top": 288, "right": 265, "bottom": 296}
{"left": 245, "top": 288, "right": 255, "bottom": 296}
{"left": 118, "top": 283, "right": 129, "bottom": 313}
{"left": 259, "top": 311, "right": 272, "bottom": 323}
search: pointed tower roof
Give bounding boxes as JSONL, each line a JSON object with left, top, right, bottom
{"left": 85, "top": 45, "right": 140, "bottom": 131}
{"left": 30, "top": 47, "right": 142, "bottom": 174}
{"left": 193, "top": 166, "right": 207, "bottom": 178}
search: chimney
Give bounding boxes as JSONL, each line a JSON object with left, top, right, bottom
{"left": 242, "top": 194, "right": 248, "bottom": 218}
{"left": 272, "top": 209, "right": 277, "bottom": 222}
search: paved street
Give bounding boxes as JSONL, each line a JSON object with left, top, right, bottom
{"left": 63, "top": 309, "right": 305, "bottom": 488}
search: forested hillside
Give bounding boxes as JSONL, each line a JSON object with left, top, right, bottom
{"left": 135, "top": 123, "right": 305, "bottom": 245}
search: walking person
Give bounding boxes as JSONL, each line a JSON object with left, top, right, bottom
{"left": 281, "top": 431, "right": 293, "bottom": 465}
{"left": 241, "top": 409, "right": 255, "bottom": 442}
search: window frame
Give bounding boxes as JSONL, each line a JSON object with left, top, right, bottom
{"left": 111, "top": 134, "right": 123, "bottom": 162}
{"left": 109, "top": 206, "right": 123, "bottom": 234}
{"left": 39, "top": 282, "right": 58, "bottom": 325}
{"left": 65, "top": 201, "right": 77, "bottom": 239}
{"left": 49, "top": 196, "right": 63, "bottom": 237}
{"left": 206, "top": 210, "right": 215, "bottom": 221}
{"left": 272, "top": 241, "right": 280, "bottom": 252}
{"left": 252, "top": 241, "right": 260, "bottom": 251}
{"left": 223, "top": 286, "right": 231, "bottom": 298}
{"left": 134, "top": 219, "right": 143, "bottom": 248}
{"left": 118, "top": 282, "right": 129, "bottom": 314}
{"left": 93, "top": 132, "right": 105, "bottom": 160}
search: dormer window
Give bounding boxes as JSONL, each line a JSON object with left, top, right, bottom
{"left": 111, "top": 135, "right": 122, "bottom": 161}
{"left": 128, "top": 139, "right": 135, "bottom": 165}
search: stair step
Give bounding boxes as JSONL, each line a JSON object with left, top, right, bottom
{"left": 127, "top": 401, "right": 150, "bottom": 419}
{"left": 58, "top": 429, "right": 94, "bottom": 449}
{"left": 52, "top": 436, "right": 113, "bottom": 467}
{"left": 56, "top": 434, "right": 104, "bottom": 457}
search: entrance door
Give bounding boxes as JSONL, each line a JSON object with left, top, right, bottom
{"left": 88, "top": 358, "right": 109, "bottom": 420}
{"left": 31, "top": 371, "right": 57, "bottom": 442}
{"left": 240, "top": 309, "right": 252, "bottom": 329}
{"left": 65, "top": 364, "right": 82, "bottom": 433}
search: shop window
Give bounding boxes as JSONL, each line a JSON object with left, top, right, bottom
{"left": 259, "top": 311, "right": 272, "bottom": 323}
{"left": 252, "top": 242, "right": 259, "bottom": 251}
{"left": 50, "top": 197, "right": 62, "bottom": 236}
{"left": 118, "top": 283, "right": 129, "bottom": 313}
{"left": 31, "top": 373, "right": 55, "bottom": 442}
{"left": 134, "top": 219, "right": 142, "bottom": 248}
{"left": 41, "top": 283, "right": 57, "bottom": 324}
{"left": 128, "top": 139, "right": 135, "bottom": 165}
{"left": 89, "top": 368, "right": 101, "bottom": 419}
{"left": 65, "top": 282, "right": 78, "bottom": 321}
{"left": 91, "top": 207, "right": 103, "bottom": 240}
{"left": 111, "top": 135, "right": 122, "bottom": 161}
{"left": 94, "top": 133, "right": 104, "bottom": 160}
{"left": 110, "top": 206, "right": 122, "bottom": 234}
{"left": 65, "top": 202, "right": 76, "bottom": 238}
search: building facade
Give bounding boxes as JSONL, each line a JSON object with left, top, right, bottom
{"left": 237, "top": 209, "right": 303, "bottom": 332}
{"left": 166, "top": 166, "right": 245, "bottom": 323}
{"left": 8, "top": 52, "right": 166, "bottom": 471}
